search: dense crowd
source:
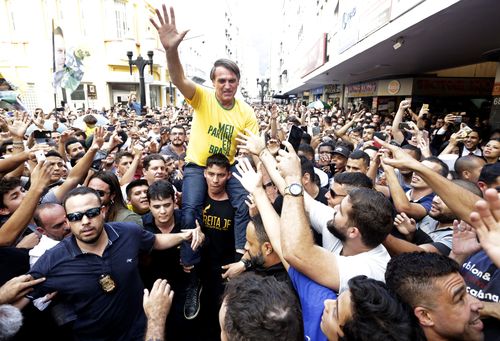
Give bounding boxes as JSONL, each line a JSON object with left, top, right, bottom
{"left": 1, "top": 3, "right": 500, "bottom": 341}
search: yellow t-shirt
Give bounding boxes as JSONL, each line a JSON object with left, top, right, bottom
{"left": 185, "top": 85, "right": 258, "bottom": 166}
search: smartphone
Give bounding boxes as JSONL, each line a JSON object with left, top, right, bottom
{"left": 374, "top": 131, "right": 388, "bottom": 141}
{"left": 35, "top": 150, "right": 46, "bottom": 163}
{"left": 33, "top": 130, "right": 52, "bottom": 144}
{"left": 312, "top": 126, "right": 321, "bottom": 136}
{"left": 455, "top": 116, "right": 462, "bottom": 124}
{"left": 284, "top": 125, "right": 304, "bottom": 153}
{"left": 107, "top": 126, "right": 115, "bottom": 132}
{"left": 398, "top": 122, "right": 411, "bottom": 130}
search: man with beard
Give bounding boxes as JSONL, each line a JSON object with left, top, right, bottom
{"left": 242, "top": 214, "right": 290, "bottom": 285}
{"left": 28, "top": 186, "right": 202, "bottom": 341}
{"left": 383, "top": 179, "right": 482, "bottom": 256}
{"left": 160, "top": 125, "right": 186, "bottom": 162}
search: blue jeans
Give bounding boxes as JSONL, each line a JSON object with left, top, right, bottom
{"left": 180, "top": 162, "right": 249, "bottom": 265}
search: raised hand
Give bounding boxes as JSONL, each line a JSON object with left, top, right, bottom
{"left": 275, "top": 141, "right": 302, "bottom": 181}
{"left": 236, "top": 128, "right": 266, "bottom": 156}
{"left": 143, "top": 279, "right": 174, "bottom": 322}
{"left": 150, "top": 5, "right": 189, "bottom": 52}
{"left": 469, "top": 188, "right": 500, "bottom": 267}
{"left": 451, "top": 220, "right": 481, "bottom": 257}
{"left": 233, "top": 158, "right": 263, "bottom": 194}
{"left": 394, "top": 213, "right": 416, "bottom": 237}
{"left": 8, "top": 112, "right": 32, "bottom": 138}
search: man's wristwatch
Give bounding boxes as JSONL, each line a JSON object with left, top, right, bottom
{"left": 284, "top": 183, "right": 304, "bottom": 197}
{"left": 241, "top": 258, "right": 252, "bottom": 270}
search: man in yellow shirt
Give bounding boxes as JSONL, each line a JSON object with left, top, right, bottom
{"left": 151, "top": 5, "right": 258, "bottom": 320}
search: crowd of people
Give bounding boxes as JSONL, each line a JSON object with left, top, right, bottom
{"left": 0, "top": 4, "right": 500, "bottom": 341}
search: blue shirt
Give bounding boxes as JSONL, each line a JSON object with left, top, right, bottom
{"left": 288, "top": 267, "right": 337, "bottom": 341}
{"left": 29, "top": 222, "right": 155, "bottom": 341}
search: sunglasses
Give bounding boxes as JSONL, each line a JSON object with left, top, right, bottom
{"left": 263, "top": 182, "right": 274, "bottom": 188}
{"left": 66, "top": 207, "right": 102, "bottom": 222}
{"left": 329, "top": 187, "right": 346, "bottom": 199}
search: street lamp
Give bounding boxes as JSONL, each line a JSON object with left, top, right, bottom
{"left": 256, "top": 78, "right": 269, "bottom": 105}
{"left": 127, "top": 50, "right": 154, "bottom": 113}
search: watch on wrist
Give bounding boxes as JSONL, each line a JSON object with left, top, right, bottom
{"left": 241, "top": 258, "right": 252, "bottom": 270}
{"left": 284, "top": 183, "right": 304, "bottom": 197}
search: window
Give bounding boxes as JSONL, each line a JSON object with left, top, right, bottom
{"left": 71, "top": 84, "right": 85, "bottom": 101}
{"left": 114, "top": 0, "right": 128, "bottom": 39}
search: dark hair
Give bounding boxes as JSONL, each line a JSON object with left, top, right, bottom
{"left": 348, "top": 150, "right": 370, "bottom": 168}
{"left": 143, "top": 154, "right": 165, "bottom": 170}
{"left": 342, "top": 275, "right": 424, "bottom": 341}
{"left": 0, "top": 177, "right": 22, "bottom": 208}
{"left": 147, "top": 180, "right": 175, "bottom": 202}
{"left": 299, "top": 155, "right": 315, "bottom": 180}
{"left": 63, "top": 186, "right": 102, "bottom": 210}
{"left": 348, "top": 188, "right": 393, "bottom": 247}
{"left": 45, "top": 150, "right": 63, "bottom": 159}
{"left": 126, "top": 179, "right": 149, "bottom": 198}
{"left": 115, "top": 151, "right": 133, "bottom": 164}
{"left": 334, "top": 172, "right": 373, "bottom": 189}
{"left": 401, "top": 144, "right": 422, "bottom": 161}
{"left": 83, "top": 115, "right": 97, "bottom": 125}
{"left": 170, "top": 124, "right": 186, "bottom": 133}
{"left": 64, "top": 138, "right": 84, "bottom": 154}
{"left": 222, "top": 273, "right": 303, "bottom": 341}
{"left": 0, "top": 141, "right": 13, "bottom": 156}
{"left": 385, "top": 252, "right": 460, "bottom": 310}
{"left": 478, "top": 162, "right": 500, "bottom": 186}
{"left": 210, "top": 59, "right": 240, "bottom": 81}
{"left": 422, "top": 156, "right": 449, "bottom": 177}
{"left": 301, "top": 132, "right": 312, "bottom": 145}
{"left": 34, "top": 203, "right": 63, "bottom": 229}
{"left": 318, "top": 141, "right": 336, "bottom": 152}
{"left": 206, "top": 153, "right": 230, "bottom": 170}
{"left": 250, "top": 214, "right": 269, "bottom": 245}
{"left": 88, "top": 171, "right": 126, "bottom": 221}
{"left": 298, "top": 144, "right": 315, "bottom": 160}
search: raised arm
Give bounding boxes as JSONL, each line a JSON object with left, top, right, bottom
{"left": 52, "top": 127, "right": 105, "bottom": 202}
{"left": 391, "top": 100, "right": 410, "bottom": 144}
{"left": 276, "top": 141, "right": 340, "bottom": 291}
{"left": 0, "top": 161, "right": 53, "bottom": 246}
{"left": 377, "top": 137, "right": 481, "bottom": 224}
{"left": 234, "top": 159, "right": 289, "bottom": 269}
{"left": 150, "top": 5, "right": 196, "bottom": 100}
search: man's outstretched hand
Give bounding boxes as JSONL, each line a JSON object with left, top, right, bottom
{"left": 150, "top": 5, "right": 189, "bottom": 52}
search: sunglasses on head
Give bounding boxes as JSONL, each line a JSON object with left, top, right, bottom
{"left": 66, "top": 207, "right": 102, "bottom": 222}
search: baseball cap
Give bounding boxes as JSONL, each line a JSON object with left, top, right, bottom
{"left": 332, "top": 145, "right": 350, "bottom": 158}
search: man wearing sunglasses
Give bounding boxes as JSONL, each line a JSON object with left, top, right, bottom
{"left": 28, "top": 187, "right": 203, "bottom": 341}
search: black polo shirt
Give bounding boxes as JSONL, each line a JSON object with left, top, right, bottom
{"left": 29, "top": 222, "right": 155, "bottom": 341}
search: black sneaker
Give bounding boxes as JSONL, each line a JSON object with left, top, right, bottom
{"left": 184, "top": 280, "right": 202, "bottom": 320}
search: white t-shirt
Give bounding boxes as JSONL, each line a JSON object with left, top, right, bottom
{"left": 307, "top": 197, "right": 391, "bottom": 293}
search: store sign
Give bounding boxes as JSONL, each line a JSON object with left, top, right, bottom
{"left": 387, "top": 80, "right": 401, "bottom": 95}
{"left": 87, "top": 84, "right": 97, "bottom": 99}
{"left": 312, "top": 87, "right": 324, "bottom": 95}
{"left": 347, "top": 82, "right": 377, "bottom": 97}
{"left": 413, "top": 78, "right": 494, "bottom": 96}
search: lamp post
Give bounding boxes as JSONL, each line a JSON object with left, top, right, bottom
{"left": 256, "top": 78, "right": 269, "bottom": 105}
{"left": 127, "top": 50, "right": 154, "bottom": 113}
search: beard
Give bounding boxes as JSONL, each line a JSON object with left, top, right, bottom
{"left": 249, "top": 252, "right": 266, "bottom": 270}
{"left": 327, "top": 219, "right": 347, "bottom": 242}
{"left": 429, "top": 210, "right": 456, "bottom": 224}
